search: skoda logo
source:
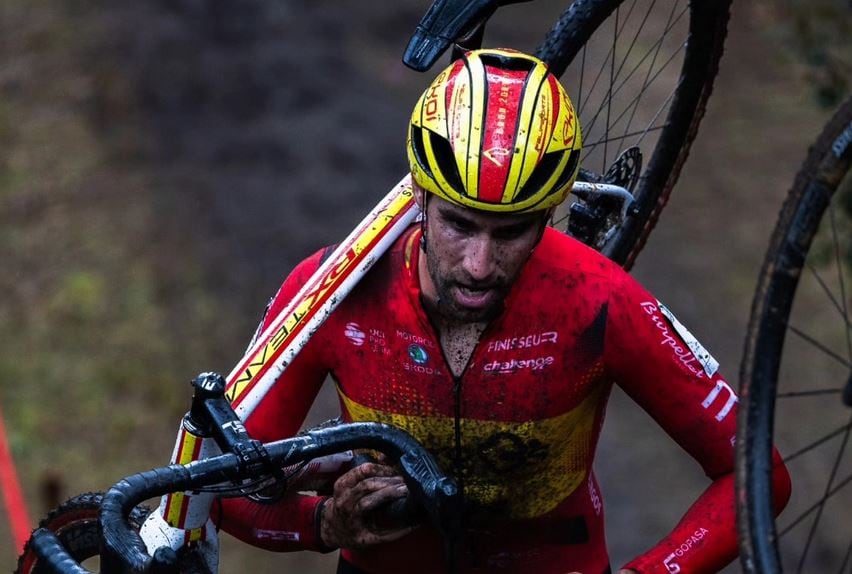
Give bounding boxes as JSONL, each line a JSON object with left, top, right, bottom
{"left": 408, "top": 344, "right": 429, "bottom": 365}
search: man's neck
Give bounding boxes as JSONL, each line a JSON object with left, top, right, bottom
{"left": 418, "top": 248, "right": 487, "bottom": 377}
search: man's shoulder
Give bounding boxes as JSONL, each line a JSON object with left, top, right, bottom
{"left": 532, "top": 227, "right": 622, "bottom": 278}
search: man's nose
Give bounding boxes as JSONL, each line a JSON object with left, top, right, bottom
{"left": 462, "top": 235, "right": 497, "bottom": 282}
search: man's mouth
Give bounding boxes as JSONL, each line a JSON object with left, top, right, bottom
{"left": 453, "top": 284, "right": 498, "bottom": 309}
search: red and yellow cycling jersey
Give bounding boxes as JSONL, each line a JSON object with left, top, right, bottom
{"left": 217, "top": 227, "right": 790, "bottom": 573}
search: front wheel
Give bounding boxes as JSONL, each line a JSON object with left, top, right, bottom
{"left": 737, "top": 96, "right": 852, "bottom": 573}
{"left": 536, "top": 0, "right": 732, "bottom": 268}
{"left": 15, "top": 492, "right": 151, "bottom": 573}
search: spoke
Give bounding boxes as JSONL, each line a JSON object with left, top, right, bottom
{"left": 577, "top": 45, "right": 587, "bottom": 116}
{"left": 829, "top": 203, "right": 852, "bottom": 361}
{"left": 838, "top": 539, "right": 852, "bottom": 574}
{"left": 788, "top": 323, "right": 852, "bottom": 369}
{"left": 580, "top": 0, "right": 682, "bottom": 123}
{"left": 582, "top": 125, "right": 666, "bottom": 157}
{"left": 779, "top": 471, "right": 852, "bottom": 538}
{"left": 584, "top": 39, "right": 686, "bottom": 151}
{"left": 796, "top": 412, "right": 852, "bottom": 572}
{"left": 577, "top": 29, "right": 616, "bottom": 118}
{"left": 779, "top": 388, "right": 843, "bottom": 398}
{"left": 782, "top": 422, "right": 852, "bottom": 465}
{"left": 604, "top": 5, "right": 618, "bottom": 171}
{"left": 606, "top": 0, "right": 644, "bottom": 86}
{"left": 580, "top": 3, "right": 686, "bottom": 138}
{"left": 805, "top": 258, "right": 851, "bottom": 326}
{"left": 603, "top": 37, "right": 686, "bottom": 138}
{"left": 577, "top": 0, "right": 644, "bottom": 115}
{"left": 634, "top": 72, "right": 679, "bottom": 148}
{"left": 608, "top": 14, "right": 686, "bottom": 111}
{"left": 615, "top": 0, "right": 674, "bottom": 156}
{"left": 611, "top": 0, "right": 657, "bottom": 156}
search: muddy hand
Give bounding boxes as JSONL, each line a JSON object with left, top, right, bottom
{"left": 320, "top": 461, "right": 415, "bottom": 549}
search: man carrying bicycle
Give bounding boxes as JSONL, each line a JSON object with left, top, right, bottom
{"left": 216, "top": 48, "right": 791, "bottom": 573}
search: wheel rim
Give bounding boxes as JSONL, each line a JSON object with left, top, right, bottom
{"left": 739, "top": 101, "right": 852, "bottom": 574}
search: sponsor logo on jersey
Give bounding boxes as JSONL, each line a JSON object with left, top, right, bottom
{"left": 701, "top": 379, "right": 738, "bottom": 422}
{"left": 344, "top": 322, "right": 366, "bottom": 346}
{"left": 588, "top": 476, "right": 602, "bottom": 516}
{"left": 403, "top": 362, "right": 442, "bottom": 376}
{"left": 408, "top": 344, "right": 429, "bottom": 365}
{"left": 255, "top": 529, "right": 300, "bottom": 542}
{"left": 663, "top": 527, "right": 710, "bottom": 573}
{"left": 483, "top": 355, "right": 555, "bottom": 373}
{"left": 396, "top": 329, "right": 436, "bottom": 348}
{"left": 640, "top": 301, "right": 719, "bottom": 379}
{"left": 486, "top": 331, "right": 559, "bottom": 353}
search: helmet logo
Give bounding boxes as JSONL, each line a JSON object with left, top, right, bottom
{"left": 562, "top": 100, "right": 576, "bottom": 146}
{"left": 533, "top": 95, "right": 552, "bottom": 152}
{"left": 483, "top": 146, "right": 511, "bottom": 167}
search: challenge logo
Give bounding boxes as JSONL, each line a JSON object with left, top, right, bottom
{"left": 484, "top": 355, "right": 555, "bottom": 373}
{"left": 408, "top": 344, "right": 429, "bottom": 365}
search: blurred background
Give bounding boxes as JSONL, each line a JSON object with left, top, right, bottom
{"left": 0, "top": 0, "right": 849, "bottom": 571}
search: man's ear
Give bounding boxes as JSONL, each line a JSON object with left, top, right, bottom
{"left": 412, "top": 182, "right": 425, "bottom": 210}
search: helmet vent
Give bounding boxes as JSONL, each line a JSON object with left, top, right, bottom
{"left": 426, "top": 129, "right": 466, "bottom": 196}
{"left": 515, "top": 150, "right": 564, "bottom": 202}
{"left": 410, "top": 125, "right": 434, "bottom": 179}
{"left": 477, "top": 53, "right": 537, "bottom": 73}
{"left": 515, "top": 147, "right": 580, "bottom": 203}
{"left": 557, "top": 148, "right": 581, "bottom": 191}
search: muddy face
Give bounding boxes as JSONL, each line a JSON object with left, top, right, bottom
{"left": 417, "top": 191, "right": 547, "bottom": 324}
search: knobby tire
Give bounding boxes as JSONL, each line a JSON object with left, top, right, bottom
{"left": 737, "top": 96, "right": 852, "bottom": 574}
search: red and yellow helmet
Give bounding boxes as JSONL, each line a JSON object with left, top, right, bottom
{"left": 407, "top": 48, "right": 582, "bottom": 213}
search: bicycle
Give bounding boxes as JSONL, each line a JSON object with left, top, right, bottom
{"left": 737, "top": 94, "right": 852, "bottom": 573}
{"left": 16, "top": 0, "right": 733, "bottom": 571}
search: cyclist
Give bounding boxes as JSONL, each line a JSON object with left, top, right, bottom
{"left": 215, "top": 48, "right": 791, "bottom": 573}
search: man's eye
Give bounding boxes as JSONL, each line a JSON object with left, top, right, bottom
{"left": 495, "top": 225, "right": 531, "bottom": 240}
{"left": 448, "top": 219, "right": 475, "bottom": 233}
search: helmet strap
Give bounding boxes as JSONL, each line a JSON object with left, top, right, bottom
{"left": 534, "top": 208, "right": 555, "bottom": 245}
{"left": 419, "top": 191, "right": 431, "bottom": 255}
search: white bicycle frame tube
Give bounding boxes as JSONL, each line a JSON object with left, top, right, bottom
{"left": 225, "top": 175, "right": 420, "bottom": 418}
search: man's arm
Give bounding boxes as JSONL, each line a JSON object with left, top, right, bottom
{"left": 604, "top": 269, "right": 791, "bottom": 574}
{"left": 213, "top": 249, "right": 336, "bottom": 552}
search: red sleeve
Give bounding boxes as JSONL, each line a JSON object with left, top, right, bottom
{"left": 604, "top": 268, "right": 791, "bottom": 574}
{"left": 215, "top": 248, "right": 337, "bottom": 552}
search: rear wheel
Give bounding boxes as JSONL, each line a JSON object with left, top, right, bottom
{"left": 738, "top": 96, "right": 852, "bottom": 573}
{"left": 536, "top": 0, "right": 731, "bottom": 268}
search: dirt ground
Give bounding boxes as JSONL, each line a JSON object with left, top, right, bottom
{"left": 0, "top": 0, "right": 844, "bottom": 572}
